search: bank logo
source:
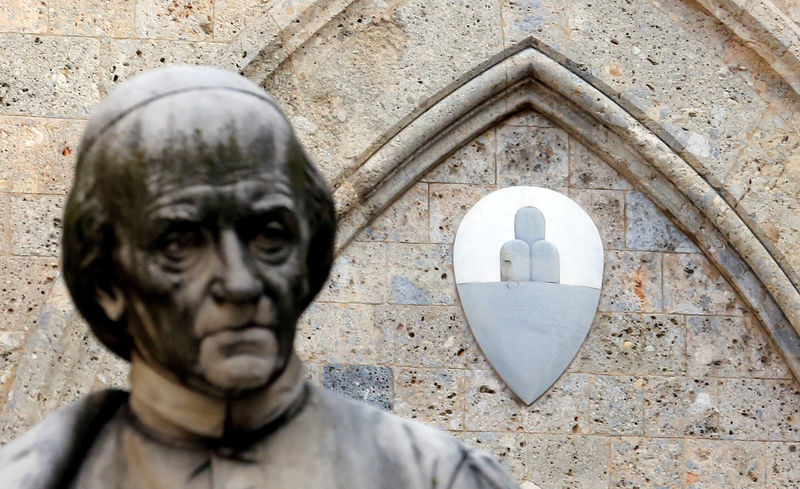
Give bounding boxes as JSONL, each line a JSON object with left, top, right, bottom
{"left": 454, "top": 187, "right": 604, "bottom": 405}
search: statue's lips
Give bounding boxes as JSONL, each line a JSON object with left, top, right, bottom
{"left": 200, "top": 322, "right": 276, "bottom": 339}
{"left": 200, "top": 323, "right": 277, "bottom": 357}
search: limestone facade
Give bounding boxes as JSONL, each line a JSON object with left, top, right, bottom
{"left": 1, "top": 1, "right": 800, "bottom": 488}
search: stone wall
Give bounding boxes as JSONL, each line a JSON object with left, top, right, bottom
{"left": 1, "top": 1, "right": 800, "bottom": 488}
{"left": 297, "top": 109, "right": 800, "bottom": 487}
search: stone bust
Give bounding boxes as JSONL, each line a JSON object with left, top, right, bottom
{"left": 0, "top": 66, "right": 520, "bottom": 489}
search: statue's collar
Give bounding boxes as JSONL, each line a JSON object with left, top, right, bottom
{"left": 128, "top": 352, "right": 307, "bottom": 443}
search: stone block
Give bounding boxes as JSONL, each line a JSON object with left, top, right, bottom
{"left": 644, "top": 377, "right": 719, "bottom": 438}
{"left": 766, "top": 442, "right": 800, "bottom": 488}
{"left": 684, "top": 439, "right": 765, "bottom": 489}
{"left": 424, "top": 129, "right": 496, "bottom": 184}
{"left": 526, "top": 434, "right": 609, "bottom": 489}
{"left": 9, "top": 194, "right": 65, "bottom": 257}
{"left": 465, "top": 369, "right": 589, "bottom": 434}
{"left": 0, "top": 257, "right": 59, "bottom": 332}
{"left": 296, "top": 302, "right": 383, "bottom": 364}
{"left": 387, "top": 243, "right": 455, "bottom": 305}
{"left": 0, "top": 330, "right": 28, "bottom": 409}
{"left": 663, "top": 253, "right": 747, "bottom": 315}
{"left": 429, "top": 184, "right": 494, "bottom": 244}
{"left": 393, "top": 367, "right": 464, "bottom": 430}
{"left": 572, "top": 313, "right": 686, "bottom": 376}
{"left": 609, "top": 437, "right": 682, "bottom": 489}
{"left": 502, "top": 109, "right": 554, "bottom": 128}
{"left": 358, "top": 182, "right": 429, "bottom": 243}
{"left": 569, "top": 139, "right": 632, "bottom": 190}
{"left": 568, "top": 189, "right": 625, "bottom": 250}
{"left": 0, "top": 116, "right": 83, "bottom": 194}
{"left": 213, "top": 0, "right": 272, "bottom": 41}
{"left": 599, "top": 251, "right": 662, "bottom": 312}
{"left": 0, "top": 35, "right": 101, "bottom": 118}
{"left": 0, "top": 0, "right": 47, "bottom": 32}
{"left": 589, "top": 375, "right": 643, "bottom": 436}
{"left": 687, "top": 314, "right": 791, "bottom": 379}
{"left": 376, "top": 305, "right": 471, "bottom": 369}
{"left": 496, "top": 126, "right": 569, "bottom": 187}
{"left": 317, "top": 242, "right": 387, "bottom": 303}
{"left": 49, "top": 0, "right": 135, "bottom": 36}
{"left": 626, "top": 191, "right": 699, "bottom": 252}
{"left": 97, "top": 38, "right": 233, "bottom": 99}
{"left": 458, "top": 431, "right": 530, "bottom": 480}
{"left": 321, "top": 364, "right": 392, "bottom": 411}
{"left": 136, "top": 0, "right": 214, "bottom": 40}
{"left": 719, "top": 378, "right": 800, "bottom": 440}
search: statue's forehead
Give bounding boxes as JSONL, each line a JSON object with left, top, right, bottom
{"left": 144, "top": 164, "right": 293, "bottom": 202}
{"left": 146, "top": 178, "right": 296, "bottom": 220}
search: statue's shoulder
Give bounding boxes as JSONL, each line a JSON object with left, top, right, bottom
{"left": 305, "top": 385, "right": 520, "bottom": 488}
{"left": 0, "top": 389, "right": 128, "bottom": 489}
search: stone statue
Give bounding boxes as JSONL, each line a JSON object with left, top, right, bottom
{"left": 0, "top": 66, "right": 520, "bottom": 489}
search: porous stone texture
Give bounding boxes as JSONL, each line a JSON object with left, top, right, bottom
{"left": 589, "top": 375, "right": 643, "bottom": 436}
{"left": 393, "top": 367, "right": 464, "bottom": 430}
{"left": 644, "top": 377, "right": 719, "bottom": 438}
{"left": 136, "top": 0, "right": 215, "bottom": 41}
{"left": 321, "top": 363, "right": 393, "bottom": 410}
{"left": 684, "top": 439, "right": 766, "bottom": 488}
{"left": 2, "top": 1, "right": 800, "bottom": 486}
{"left": 49, "top": 0, "right": 136, "bottom": 37}
{"left": 496, "top": 126, "right": 569, "bottom": 188}
{"left": 766, "top": 441, "right": 800, "bottom": 488}
{"left": 0, "top": 117, "right": 83, "bottom": 194}
{"left": 9, "top": 194, "right": 65, "bottom": 257}
{"left": 609, "top": 438, "right": 682, "bottom": 489}
{"left": 359, "top": 182, "right": 428, "bottom": 243}
{"left": 599, "top": 251, "right": 662, "bottom": 313}
{"left": 387, "top": 243, "right": 454, "bottom": 306}
{"left": 458, "top": 431, "right": 530, "bottom": 478}
{"left": 526, "top": 435, "right": 609, "bottom": 489}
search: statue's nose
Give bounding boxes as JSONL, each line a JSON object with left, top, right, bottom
{"left": 210, "top": 228, "right": 262, "bottom": 303}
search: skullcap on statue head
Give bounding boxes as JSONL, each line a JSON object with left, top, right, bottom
{"left": 62, "top": 66, "right": 336, "bottom": 360}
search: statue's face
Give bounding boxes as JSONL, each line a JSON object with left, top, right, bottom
{"left": 108, "top": 154, "right": 310, "bottom": 398}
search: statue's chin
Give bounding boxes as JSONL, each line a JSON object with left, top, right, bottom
{"left": 197, "top": 327, "right": 281, "bottom": 394}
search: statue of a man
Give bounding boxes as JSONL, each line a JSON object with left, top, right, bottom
{"left": 0, "top": 66, "right": 520, "bottom": 489}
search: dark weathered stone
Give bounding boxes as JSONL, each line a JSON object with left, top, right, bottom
{"left": 322, "top": 364, "right": 394, "bottom": 411}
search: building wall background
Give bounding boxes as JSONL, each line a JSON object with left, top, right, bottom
{"left": 1, "top": 1, "right": 800, "bottom": 488}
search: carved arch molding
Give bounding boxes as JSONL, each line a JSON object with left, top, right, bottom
{"left": 324, "top": 41, "right": 800, "bottom": 381}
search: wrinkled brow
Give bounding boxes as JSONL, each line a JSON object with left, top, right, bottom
{"left": 146, "top": 183, "right": 296, "bottom": 222}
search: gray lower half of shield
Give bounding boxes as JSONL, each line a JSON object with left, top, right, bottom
{"left": 457, "top": 281, "right": 601, "bottom": 405}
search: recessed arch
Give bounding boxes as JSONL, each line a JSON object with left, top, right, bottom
{"left": 330, "top": 43, "right": 800, "bottom": 380}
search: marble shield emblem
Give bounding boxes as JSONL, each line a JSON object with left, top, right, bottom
{"left": 453, "top": 187, "right": 604, "bottom": 405}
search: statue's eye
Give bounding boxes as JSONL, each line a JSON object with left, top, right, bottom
{"left": 159, "top": 227, "right": 204, "bottom": 263}
{"left": 250, "top": 220, "right": 292, "bottom": 261}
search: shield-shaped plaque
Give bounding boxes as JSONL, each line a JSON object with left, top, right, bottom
{"left": 454, "top": 186, "right": 604, "bottom": 405}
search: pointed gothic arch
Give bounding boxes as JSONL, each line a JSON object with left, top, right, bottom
{"left": 329, "top": 42, "right": 800, "bottom": 380}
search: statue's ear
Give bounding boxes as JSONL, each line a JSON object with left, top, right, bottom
{"left": 96, "top": 287, "right": 126, "bottom": 322}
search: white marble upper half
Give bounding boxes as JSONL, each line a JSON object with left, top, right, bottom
{"left": 453, "top": 186, "right": 604, "bottom": 288}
